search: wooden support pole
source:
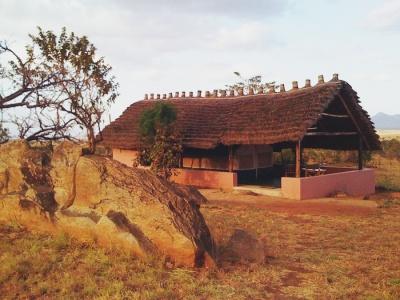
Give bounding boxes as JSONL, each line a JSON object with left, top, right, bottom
{"left": 300, "top": 143, "right": 304, "bottom": 163}
{"left": 179, "top": 153, "right": 183, "bottom": 168}
{"left": 358, "top": 135, "right": 363, "bottom": 170}
{"left": 228, "top": 146, "right": 234, "bottom": 172}
{"left": 296, "top": 140, "right": 301, "bottom": 178}
{"left": 253, "top": 145, "right": 258, "bottom": 181}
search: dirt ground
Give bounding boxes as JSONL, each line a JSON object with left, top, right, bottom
{"left": 200, "top": 189, "right": 378, "bottom": 217}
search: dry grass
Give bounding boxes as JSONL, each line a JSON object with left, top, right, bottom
{"left": 370, "top": 155, "right": 400, "bottom": 191}
{"left": 373, "top": 132, "right": 400, "bottom": 192}
{"left": 0, "top": 222, "right": 233, "bottom": 299}
{"left": 202, "top": 191, "right": 400, "bottom": 299}
{"left": 1, "top": 190, "right": 400, "bottom": 299}
{"left": 377, "top": 130, "right": 400, "bottom": 141}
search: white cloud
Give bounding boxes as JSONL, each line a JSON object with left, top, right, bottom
{"left": 213, "top": 22, "right": 279, "bottom": 51}
{"left": 2, "top": 0, "right": 400, "bottom": 118}
{"left": 111, "top": 0, "right": 288, "bottom": 19}
{"left": 0, "top": 0, "right": 290, "bottom": 119}
{"left": 365, "top": 0, "right": 400, "bottom": 30}
{"left": 0, "top": 0, "right": 286, "bottom": 55}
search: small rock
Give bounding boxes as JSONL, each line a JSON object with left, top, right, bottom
{"left": 225, "top": 229, "right": 265, "bottom": 264}
{"left": 164, "top": 256, "right": 175, "bottom": 269}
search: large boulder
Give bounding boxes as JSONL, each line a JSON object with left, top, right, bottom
{"left": 51, "top": 141, "right": 83, "bottom": 208}
{"left": 0, "top": 141, "right": 214, "bottom": 267}
{"left": 0, "top": 140, "right": 30, "bottom": 193}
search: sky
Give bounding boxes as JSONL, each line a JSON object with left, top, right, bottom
{"left": 1, "top": 0, "right": 400, "bottom": 121}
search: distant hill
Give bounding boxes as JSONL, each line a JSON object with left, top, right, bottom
{"left": 372, "top": 113, "right": 400, "bottom": 129}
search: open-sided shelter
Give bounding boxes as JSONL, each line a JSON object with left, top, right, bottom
{"left": 101, "top": 74, "right": 380, "bottom": 199}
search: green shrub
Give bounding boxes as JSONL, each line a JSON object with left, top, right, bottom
{"left": 139, "top": 102, "right": 177, "bottom": 138}
{"left": 138, "top": 102, "right": 182, "bottom": 179}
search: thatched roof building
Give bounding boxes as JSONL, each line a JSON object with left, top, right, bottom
{"left": 101, "top": 74, "right": 380, "bottom": 199}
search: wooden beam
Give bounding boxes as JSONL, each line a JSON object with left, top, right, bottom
{"left": 358, "top": 135, "right": 363, "bottom": 170}
{"left": 320, "top": 112, "right": 350, "bottom": 118}
{"left": 305, "top": 131, "right": 358, "bottom": 136}
{"left": 337, "top": 94, "right": 370, "bottom": 150}
{"left": 296, "top": 140, "right": 301, "bottom": 178}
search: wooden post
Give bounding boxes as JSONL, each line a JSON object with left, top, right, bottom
{"left": 296, "top": 140, "right": 301, "bottom": 178}
{"left": 358, "top": 135, "right": 363, "bottom": 170}
{"left": 179, "top": 153, "right": 183, "bottom": 168}
{"left": 253, "top": 146, "right": 258, "bottom": 181}
{"left": 300, "top": 145, "right": 304, "bottom": 167}
{"left": 228, "top": 146, "right": 234, "bottom": 172}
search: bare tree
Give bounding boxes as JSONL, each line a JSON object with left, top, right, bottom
{"left": 31, "top": 27, "right": 118, "bottom": 153}
{"left": 0, "top": 42, "right": 61, "bottom": 110}
{"left": 0, "top": 27, "right": 118, "bottom": 152}
{"left": 56, "top": 75, "right": 115, "bottom": 153}
{"left": 9, "top": 107, "right": 75, "bottom": 141}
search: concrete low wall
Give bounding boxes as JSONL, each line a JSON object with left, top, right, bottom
{"left": 112, "top": 148, "right": 138, "bottom": 167}
{"left": 171, "top": 168, "right": 238, "bottom": 189}
{"left": 281, "top": 168, "right": 375, "bottom": 200}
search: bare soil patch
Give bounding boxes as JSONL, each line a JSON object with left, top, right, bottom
{"left": 201, "top": 189, "right": 378, "bottom": 217}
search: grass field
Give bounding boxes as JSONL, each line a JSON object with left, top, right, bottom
{"left": 1, "top": 137, "right": 399, "bottom": 299}
{"left": 1, "top": 190, "right": 400, "bottom": 299}
{"left": 377, "top": 130, "right": 400, "bottom": 141}
{"left": 370, "top": 155, "right": 400, "bottom": 191}
{"left": 372, "top": 131, "right": 400, "bottom": 191}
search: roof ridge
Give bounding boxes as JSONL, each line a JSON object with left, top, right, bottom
{"left": 143, "top": 73, "right": 342, "bottom": 101}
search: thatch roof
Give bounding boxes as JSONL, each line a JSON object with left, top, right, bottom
{"left": 101, "top": 77, "right": 381, "bottom": 151}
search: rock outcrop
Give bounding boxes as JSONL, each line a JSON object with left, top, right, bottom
{"left": 0, "top": 140, "right": 214, "bottom": 267}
